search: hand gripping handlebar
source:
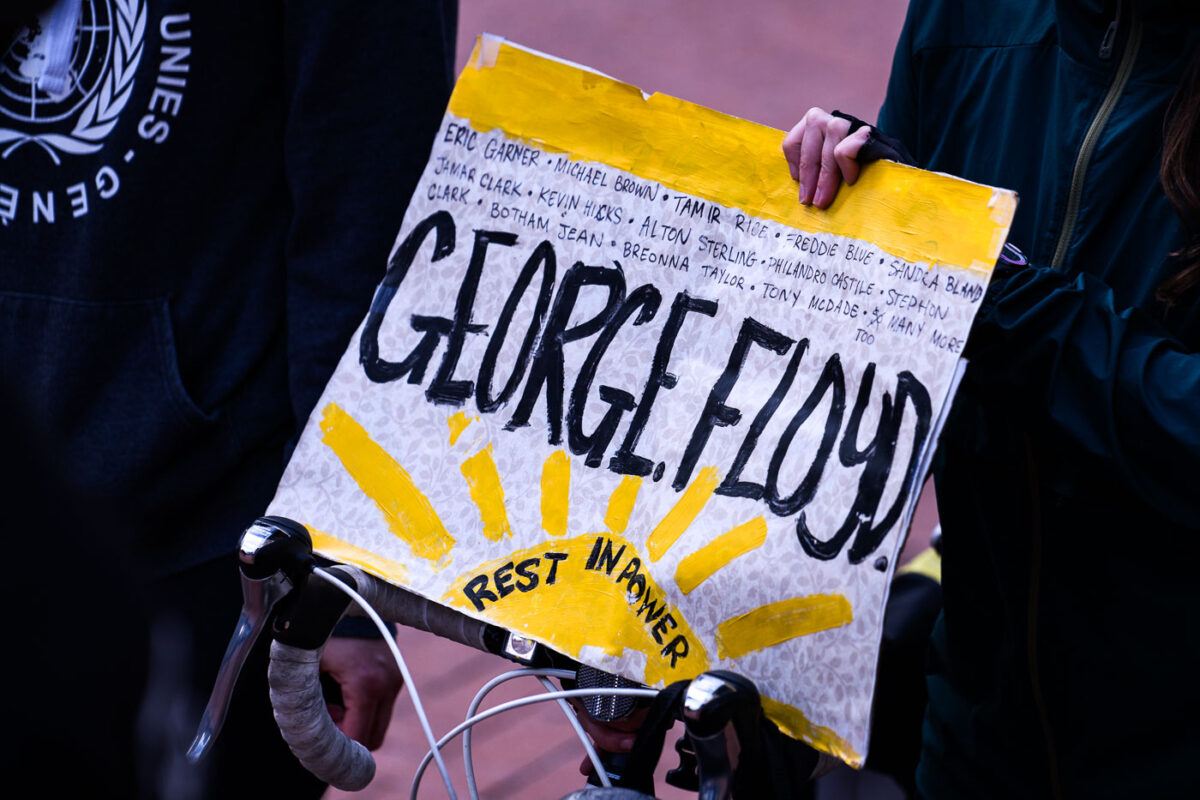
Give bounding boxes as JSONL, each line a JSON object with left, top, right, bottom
{"left": 189, "top": 517, "right": 822, "bottom": 798}
{"left": 188, "top": 517, "right": 506, "bottom": 791}
{"left": 271, "top": 562, "right": 513, "bottom": 790}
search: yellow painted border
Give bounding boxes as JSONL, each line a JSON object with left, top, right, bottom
{"left": 762, "top": 695, "right": 863, "bottom": 767}
{"left": 310, "top": 529, "right": 411, "bottom": 585}
{"left": 449, "top": 38, "right": 1015, "bottom": 274}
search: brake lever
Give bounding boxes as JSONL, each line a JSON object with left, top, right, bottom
{"left": 186, "top": 516, "right": 314, "bottom": 762}
{"left": 682, "top": 671, "right": 762, "bottom": 800}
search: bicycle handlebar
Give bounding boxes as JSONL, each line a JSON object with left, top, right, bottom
{"left": 268, "top": 563, "right": 505, "bottom": 790}
{"left": 188, "top": 517, "right": 510, "bottom": 791}
{"left": 269, "top": 635, "right": 375, "bottom": 789}
{"left": 191, "top": 517, "right": 820, "bottom": 798}
{"left": 341, "top": 565, "right": 500, "bottom": 654}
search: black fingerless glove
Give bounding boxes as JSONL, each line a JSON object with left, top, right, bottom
{"left": 830, "top": 110, "right": 917, "bottom": 166}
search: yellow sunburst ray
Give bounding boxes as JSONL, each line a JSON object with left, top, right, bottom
{"left": 318, "top": 402, "right": 455, "bottom": 563}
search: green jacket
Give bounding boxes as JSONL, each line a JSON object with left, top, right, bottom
{"left": 877, "top": 1, "right": 1200, "bottom": 798}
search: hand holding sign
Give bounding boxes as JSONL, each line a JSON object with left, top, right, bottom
{"left": 782, "top": 107, "right": 871, "bottom": 208}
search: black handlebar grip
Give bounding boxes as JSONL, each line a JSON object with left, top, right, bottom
{"left": 272, "top": 567, "right": 354, "bottom": 650}
{"left": 350, "top": 569, "right": 506, "bottom": 655}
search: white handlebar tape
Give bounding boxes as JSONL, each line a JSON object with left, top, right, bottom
{"left": 266, "top": 566, "right": 494, "bottom": 790}
{"left": 268, "top": 640, "right": 375, "bottom": 791}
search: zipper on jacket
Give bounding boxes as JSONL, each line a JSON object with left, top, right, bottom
{"left": 1049, "top": 1, "right": 1143, "bottom": 272}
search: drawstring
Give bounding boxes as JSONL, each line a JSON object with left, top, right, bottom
{"left": 36, "top": 0, "right": 83, "bottom": 98}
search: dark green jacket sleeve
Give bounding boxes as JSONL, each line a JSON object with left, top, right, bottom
{"left": 875, "top": 0, "right": 1200, "bottom": 528}
{"left": 967, "top": 265, "right": 1200, "bottom": 526}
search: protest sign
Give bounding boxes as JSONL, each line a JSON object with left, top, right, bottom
{"left": 267, "top": 36, "right": 1016, "bottom": 765}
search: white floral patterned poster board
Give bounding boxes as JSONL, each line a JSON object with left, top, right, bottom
{"left": 268, "top": 36, "right": 1016, "bottom": 765}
